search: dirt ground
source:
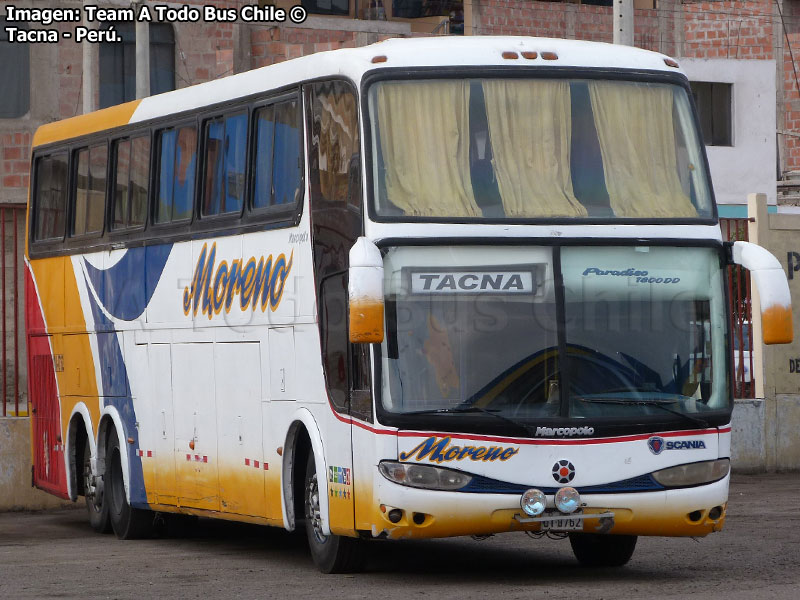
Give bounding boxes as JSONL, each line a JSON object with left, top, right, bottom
{"left": 0, "top": 473, "right": 797, "bottom": 599}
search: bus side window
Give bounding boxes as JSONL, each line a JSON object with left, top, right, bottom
{"left": 309, "top": 81, "right": 365, "bottom": 416}
{"left": 202, "top": 112, "right": 246, "bottom": 217}
{"left": 73, "top": 142, "right": 107, "bottom": 236}
{"left": 34, "top": 152, "right": 69, "bottom": 241}
{"left": 320, "top": 272, "right": 349, "bottom": 412}
{"left": 252, "top": 99, "right": 301, "bottom": 211}
{"left": 113, "top": 135, "right": 150, "bottom": 230}
{"left": 350, "top": 343, "right": 372, "bottom": 422}
{"left": 307, "top": 80, "right": 360, "bottom": 207}
{"left": 155, "top": 125, "right": 197, "bottom": 224}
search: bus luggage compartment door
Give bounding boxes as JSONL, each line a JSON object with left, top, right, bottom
{"left": 172, "top": 343, "right": 219, "bottom": 511}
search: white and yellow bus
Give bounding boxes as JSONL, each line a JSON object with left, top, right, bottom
{"left": 25, "top": 37, "right": 793, "bottom": 572}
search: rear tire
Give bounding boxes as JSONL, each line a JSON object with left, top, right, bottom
{"left": 106, "top": 431, "right": 153, "bottom": 540}
{"left": 82, "top": 442, "right": 111, "bottom": 533}
{"left": 569, "top": 533, "right": 637, "bottom": 567}
{"left": 304, "top": 453, "right": 365, "bottom": 573}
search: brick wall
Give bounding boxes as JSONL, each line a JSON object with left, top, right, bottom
{"left": 473, "top": 0, "right": 774, "bottom": 59}
{"left": 251, "top": 27, "right": 360, "bottom": 67}
{"left": 56, "top": 22, "right": 84, "bottom": 120}
{"left": 0, "top": 0, "right": 796, "bottom": 204}
{"left": 683, "top": 1, "right": 774, "bottom": 60}
{"left": 474, "top": 0, "right": 570, "bottom": 38}
{"left": 250, "top": 26, "right": 417, "bottom": 68}
{"left": 0, "top": 133, "right": 31, "bottom": 195}
{"left": 173, "top": 21, "right": 238, "bottom": 86}
{"left": 785, "top": 32, "right": 800, "bottom": 171}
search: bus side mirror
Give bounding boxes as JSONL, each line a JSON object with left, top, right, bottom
{"left": 732, "top": 241, "right": 793, "bottom": 344}
{"left": 348, "top": 237, "right": 384, "bottom": 344}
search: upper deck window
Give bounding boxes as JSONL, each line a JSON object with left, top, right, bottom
{"left": 253, "top": 100, "right": 302, "bottom": 211}
{"left": 113, "top": 135, "right": 150, "bottom": 230}
{"left": 202, "top": 112, "right": 247, "bottom": 217}
{"left": 155, "top": 125, "right": 197, "bottom": 224}
{"left": 34, "top": 153, "right": 69, "bottom": 241}
{"left": 368, "top": 78, "right": 713, "bottom": 221}
{"left": 308, "top": 81, "right": 360, "bottom": 208}
{"left": 73, "top": 143, "right": 108, "bottom": 236}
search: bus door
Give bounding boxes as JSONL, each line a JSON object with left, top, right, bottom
{"left": 318, "top": 273, "right": 357, "bottom": 534}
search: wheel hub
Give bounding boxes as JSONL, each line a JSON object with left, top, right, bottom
{"left": 84, "top": 454, "right": 103, "bottom": 510}
{"left": 307, "top": 472, "right": 327, "bottom": 544}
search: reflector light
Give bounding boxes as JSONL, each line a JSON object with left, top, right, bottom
{"left": 541, "top": 52, "right": 558, "bottom": 60}
{"left": 664, "top": 58, "right": 680, "bottom": 68}
{"left": 502, "top": 51, "right": 519, "bottom": 60}
{"left": 372, "top": 55, "right": 387, "bottom": 63}
{"left": 521, "top": 51, "right": 538, "bottom": 59}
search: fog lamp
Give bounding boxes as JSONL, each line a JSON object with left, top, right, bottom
{"left": 554, "top": 487, "right": 581, "bottom": 514}
{"left": 520, "top": 488, "right": 546, "bottom": 517}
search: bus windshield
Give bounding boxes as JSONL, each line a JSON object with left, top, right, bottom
{"left": 378, "top": 245, "right": 729, "bottom": 426}
{"left": 368, "top": 78, "right": 712, "bottom": 220}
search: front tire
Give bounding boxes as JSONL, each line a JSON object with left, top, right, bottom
{"left": 82, "top": 442, "right": 111, "bottom": 533}
{"left": 106, "top": 431, "right": 153, "bottom": 540}
{"left": 569, "top": 533, "right": 637, "bottom": 567}
{"left": 304, "top": 453, "right": 364, "bottom": 573}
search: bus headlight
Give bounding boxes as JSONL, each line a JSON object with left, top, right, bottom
{"left": 378, "top": 461, "right": 472, "bottom": 491}
{"left": 651, "top": 459, "right": 730, "bottom": 488}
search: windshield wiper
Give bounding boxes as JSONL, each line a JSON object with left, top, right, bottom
{"left": 401, "top": 406, "right": 536, "bottom": 437}
{"left": 577, "top": 397, "right": 709, "bottom": 428}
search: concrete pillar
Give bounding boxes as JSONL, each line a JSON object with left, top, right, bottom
{"left": 81, "top": 0, "right": 96, "bottom": 113}
{"left": 747, "top": 192, "right": 777, "bottom": 471}
{"left": 747, "top": 193, "right": 769, "bottom": 401}
{"left": 135, "top": 17, "right": 150, "bottom": 99}
{"left": 0, "top": 418, "right": 75, "bottom": 511}
{"left": 613, "top": 0, "right": 634, "bottom": 46}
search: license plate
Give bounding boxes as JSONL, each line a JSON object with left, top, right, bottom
{"left": 541, "top": 517, "right": 584, "bottom": 532}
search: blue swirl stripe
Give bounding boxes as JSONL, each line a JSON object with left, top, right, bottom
{"left": 83, "top": 244, "right": 172, "bottom": 321}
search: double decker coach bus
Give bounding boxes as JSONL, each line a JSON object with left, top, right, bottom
{"left": 25, "top": 37, "right": 793, "bottom": 573}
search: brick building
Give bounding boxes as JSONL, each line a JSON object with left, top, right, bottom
{"left": 1, "top": 0, "right": 798, "bottom": 417}
{"left": 2, "top": 0, "right": 798, "bottom": 210}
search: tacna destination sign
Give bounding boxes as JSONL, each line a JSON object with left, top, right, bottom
{"left": 409, "top": 269, "right": 536, "bottom": 294}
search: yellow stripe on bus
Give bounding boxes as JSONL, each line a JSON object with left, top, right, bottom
{"left": 31, "top": 257, "right": 101, "bottom": 438}
{"left": 32, "top": 100, "right": 141, "bottom": 148}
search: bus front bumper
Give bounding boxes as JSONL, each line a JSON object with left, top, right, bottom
{"left": 369, "top": 475, "right": 729, "bottom": 539}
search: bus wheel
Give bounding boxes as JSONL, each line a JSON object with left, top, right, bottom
{"left": 82, "top": 442, "right": 110, "bottom": 533}
{"left": 304, "top": 453, "right": 365, "bottom": 573}
{"left": 568, "top": 533, "right": 637, "bottom": 567}
{"left": 106, "top": 433, "right": 153, "bottom": 540}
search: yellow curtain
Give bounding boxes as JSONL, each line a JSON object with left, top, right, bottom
{"left": 588, "top": 81, "right": 698, "bottom": 218}
{"left": 376, "top": 81, "right": 480, "bottom": 217}
{"left": 482, "top": 80, "right": 587, "bottom": 217}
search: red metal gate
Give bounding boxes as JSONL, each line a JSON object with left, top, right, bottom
{"left": 1, "top": 204, "right": 25, "bottom": 417}
{"left": 720, "top": 218, "right": 755, "bottom": 399}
